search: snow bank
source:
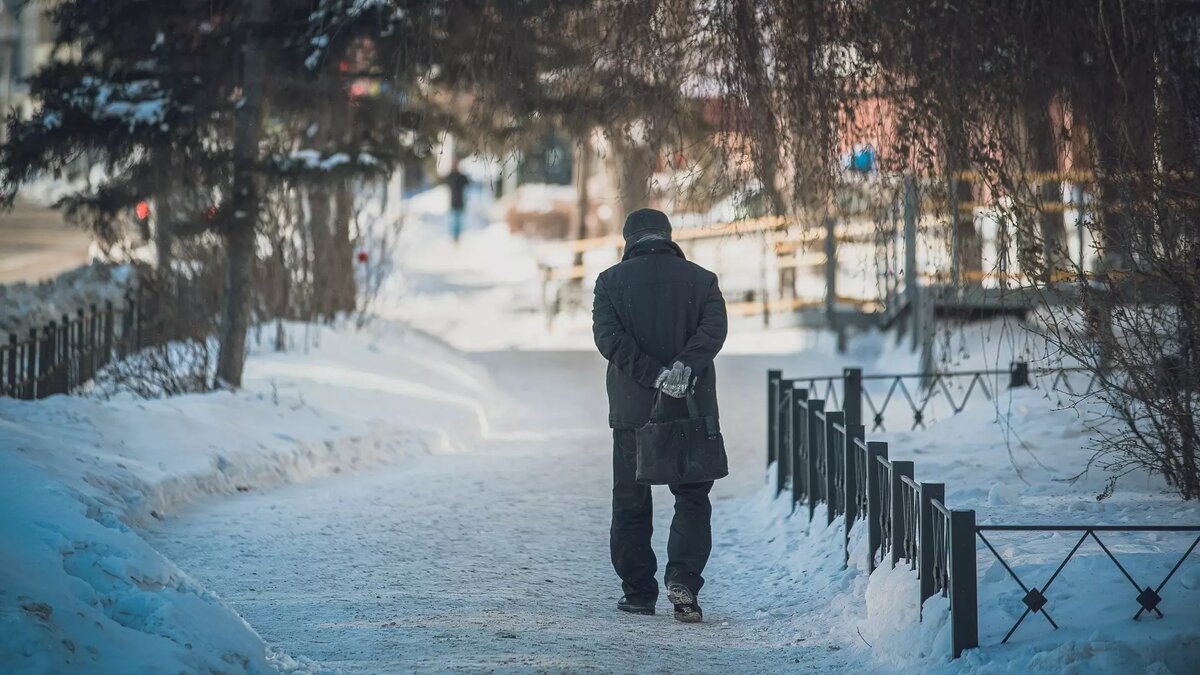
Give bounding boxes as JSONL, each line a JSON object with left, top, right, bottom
{"left": 742, "top": 479, "right": 1200, "bottom": 674}
{"left": 0, "top": 263, "right": 132, "bottom": 335}
{"left": 745, "top": 355, "right": 1200, "bottom": 673}
{"left": 0, "top": 320, "right": 497, "bottom": 674}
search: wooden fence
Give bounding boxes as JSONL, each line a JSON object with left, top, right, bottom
{"left": 0, "top": 294, "right": 142, "bottom": 400}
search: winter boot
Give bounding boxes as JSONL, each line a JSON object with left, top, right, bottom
{"left": 617, "top": 595, "right": 656, "bottom": 616}
{"left": 667, "top": 583, "right": 703, "bottom": 623}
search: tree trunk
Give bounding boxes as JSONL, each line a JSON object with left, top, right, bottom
{"left": 307, "top": 186, "right": 335, "bottom": 318}
{"left": 1020, "top": 92, "right": 1067, "bottom": 280}
{"left": 609, "top": 132, "right": 654, "bottom": 222}
{"left": 732, "top": 0, "right": 787, "bottom": 219}
{"left": 573, "top": 138, "right": 591, "bottom": 268}
{"left": 331, "top": 178, "right": 356, "bottom": 313}
{"left": 216, "top": 0, "right": 270, "bottom": 388}
{"left": 950, "top": 175, "right": 982, "bottom": 286}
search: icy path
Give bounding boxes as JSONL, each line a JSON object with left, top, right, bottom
{"left": 149, "top": 347, "right": 875, "bottom": 673}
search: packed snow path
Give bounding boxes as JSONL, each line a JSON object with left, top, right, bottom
{"left": 149, "top": 346, "right": 876, "bottom": 673}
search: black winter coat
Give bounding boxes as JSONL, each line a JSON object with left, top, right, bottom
{"left": 592, "top": 239, "right": 728, "bottom": 430}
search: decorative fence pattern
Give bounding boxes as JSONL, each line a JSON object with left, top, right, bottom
{"left": 791, "top": 362, "right": 1103, "bottom": 431}
{"left": 766, "top": 368, "right": 1200, "bottom": 659}
{"left": 0, "top": 293, "right": 143, "bottom": 400}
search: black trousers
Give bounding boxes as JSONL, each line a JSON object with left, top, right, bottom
{"left": 611, "top": 429, "right": 713, "bottom": 602}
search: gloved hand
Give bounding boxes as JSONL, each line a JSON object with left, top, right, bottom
{"left": 656, "top": 360, "right": 692, "bottom": 399}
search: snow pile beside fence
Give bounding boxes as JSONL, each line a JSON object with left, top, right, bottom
{"left": 0, "top": 263, "right": 133, "bottom": 335}
{"left": 754, "top": 375, "right": 1200, "bottom": 673}
{"left": 0, "top": 320, "right": 497, "bottom": 674}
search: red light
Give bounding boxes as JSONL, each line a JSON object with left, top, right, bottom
{"left": 205, "top": 206, "right": 217, "bottom": 220}
{"left": 356, "top": 250, "right": 369, "bottom": 264}
{"left": 135, "top": 200, "right": 150, "bottom": 220}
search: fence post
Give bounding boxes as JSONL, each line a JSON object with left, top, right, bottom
{"left": 825, "top": 411, "right": 844, "bottom": 526}
{"left": 103, "top": 301, "right": 115, "bottom": 368}
{"left": 1008, "top": 361, "right": 1030, "bottom": 389}
{"left": 890, "top": 460, "right": 914, "bottom": 568}
{"left": 60, "top": 314, "right": 71, "bottom": 394}
{"left": 903, "top": 176, "right": 920, "bottom": 352}
{"left": 767, "top": 370, "right": 782, "bottom": 468}
{"left": 6, "top": 334, "right": 16, "bottom": 397}
{"left": 806, "top": 399, "right": 825, "bottom": 522}
{"left": 133, "top": 285, "right": 144, "bottom": 351}
{"left": 948, "top": 509, "right": 979, "bottom": 658}
{"left": 119, "top": 293, "right": 134, "bottom": 358}
{"left": 776, "top": 380, "right": 793, "bottom": 496}
{"left": 39, "top": 322, "right": 57, "bottom": 399}
{"left": 918, "top": 482, "right": 946, "bottom": 619}
{"left": 866, "top": 441, "right": 888, "bottom": 573}
{"left": 791, "top": 386, "right": 808, "bottom": 509}
{"left": 844, "top": 423, "right": 865, "bottom": 567}
{"left": 25, "top": 328, "right": 37, "bottom": 399}
{"left": 87, "top": 305, "right": 98, "bottom": 382}
{"left": 73, "top": 309, "right": 84, "bottom": 391}
{"left": 844, "top": 368, "right": 863, "bottom": 429}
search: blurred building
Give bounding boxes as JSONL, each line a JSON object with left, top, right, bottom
{"left": 0, "top": 0, "right": 50, "bottom": 140}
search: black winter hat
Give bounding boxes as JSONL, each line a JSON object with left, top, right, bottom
{"left": 622, "top": 208, "right": 672, "bottom": 242}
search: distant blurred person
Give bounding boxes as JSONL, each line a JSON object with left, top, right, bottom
{"left": 443, "top": 159, "right": 469, "bottom": 243}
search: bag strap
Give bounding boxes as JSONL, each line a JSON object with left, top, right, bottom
{"left": 685, "top": 387, "right": 701, "bottom": 418}
{"left": 650, "top": 387, "right": 702, "bottom": 420}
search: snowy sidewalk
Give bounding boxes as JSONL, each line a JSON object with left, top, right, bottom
{"left": 148, "top": 347, "right": 878, "bottom": 673}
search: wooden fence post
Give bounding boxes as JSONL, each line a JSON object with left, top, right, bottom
{"left": 133, "top": 285, "right": 144, "bottom": 351}
{"left": 25, "top": 328, "right": 37, "bottom": 399}
{"left": 119, "top": 293, "right": 134, "bottom": 358}
{"left": 890, "top": 460, "right": 915, "bottom": 568}
{"left": 75, "top": 306, "right": 86, "bottom": 386}
{"left": 5, "top": 334, "right": 16, "bottom": 397}
{"left": 919, "top": 482, "right": 946, "bottom": 619}
{"left": 60, "top": 314, "right": 71, "bottom": 394}
{"left": 39, "top": 322, "right": 57, "bottom": 399}
{"left": 103, "top": 301, "right": 115, "bottom": 368}
{"left": 88, "top": 305, "right": 98, "bottom": 382}
{"left": 866, "top": 441, "right": 888, "bottom": 573}
{"left": 949, "top": 509, "right": 979, "bottom": 658}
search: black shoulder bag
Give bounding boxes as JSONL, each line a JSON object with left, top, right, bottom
{"left": 635, "top": 389, "right": 729, "bottom": 485}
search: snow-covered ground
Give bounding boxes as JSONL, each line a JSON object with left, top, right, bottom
{"left": 2, "top": 186, "right": 1198, "bottom": 674}
{"left": 0, "top": 319, "right": 500, "bottom": 673}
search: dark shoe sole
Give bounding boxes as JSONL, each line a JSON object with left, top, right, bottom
{"left": 667, "top": 584, "right": 703, "bottom": 623}
{"left": 617, "top": 602, "right": 656, "bottom": 616}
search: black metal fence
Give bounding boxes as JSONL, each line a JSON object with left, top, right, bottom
{"left": 791, "top": 362, "right": 1102, "bottom": 431}
{"left": 766, "top": 368, "right": 1200, "bottom": 659}
{"left": 0, "top": 293, "right": 143, "bottom": 400}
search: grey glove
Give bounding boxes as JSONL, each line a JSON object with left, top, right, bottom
{"left": 657, "top": 360, "right": 692, "bottom": 399}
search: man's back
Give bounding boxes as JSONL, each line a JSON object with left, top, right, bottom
{"left": 593, "top": 236, "right": 727, "bottom": 430}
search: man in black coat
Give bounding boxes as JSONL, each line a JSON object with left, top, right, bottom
{"left": 592, "top": 208, "right": 728, "bottom": 623}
